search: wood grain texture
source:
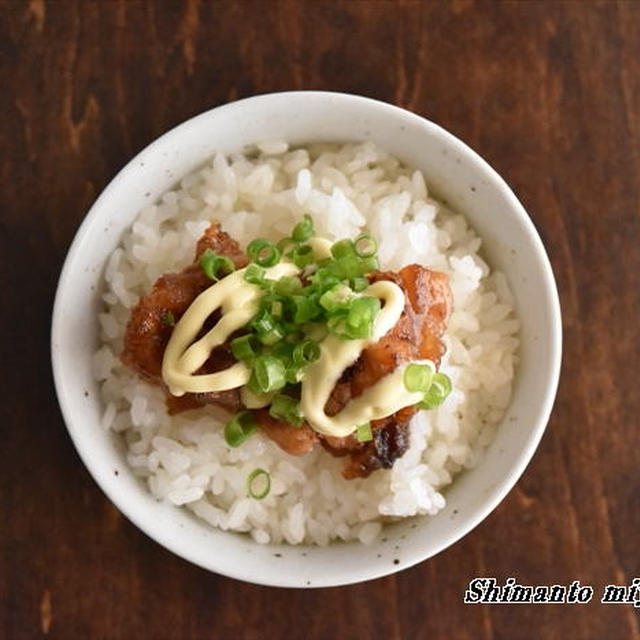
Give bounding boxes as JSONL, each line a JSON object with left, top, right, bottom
{"left": 1, "top": 1, "right": 639, "bottom": 638}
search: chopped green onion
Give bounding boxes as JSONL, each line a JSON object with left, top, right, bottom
{"left": 292, "top": 214, "right": 314, "bottom": 243}
{"left": 251, "top": 309, "right": 278, "bottom": 334}
{"left": 224, "top": 411, "right": 257, "bottom": 447}
{"left": 346, "top": 297, "right": 380, "bottom": 337}
{"left": 340, "top": 322, "right": 371, "bottom": 340}
{"left": 161, "top": 311, "right": 175, "bottom": 326}
{"left": 247, "top": 238, "right": 281, "bottom": 267}
{"left": 431, "top": 372, "right": 452, "bottom": 396}
{"left": 269, "top": 394, "right": 303, "bottom": 426}
{"left": 302, "top": 322, "right": 327, "bottom": 342}
{"left": 229, "top": 225, "right": 402, "bottom": 420}
{"left": 327, "top": 296, "right": 380, "bottom": 340}
{"left": 351, "top": 276, "right": 369, "bottom": 292}
{"left": 326, "top": 254, "right": 378, "bottom": 280}
{"left": 259, "top": 278, "right": 276, "bottom": 294}
{"left": 249, "top": 309, "right": 285, "bottom": 345}
{"left": 199, "top": 249, "right": 235, "bottom": 280}
{"left": 244, "top": 264, "right": 266, "bottom": 284}
{"left": 292, "top": 244, "right": 314, "bottom": 268}
{"left": 358, "top": 255, "right": 379, "bottom": 274}
{"left": 279, "top": 321, "right": 299, "bottom": 336}
{"left": 330, "top": 256, "right": 359, "bottom": 279}
{"left": 274, "top": 276, "right": 302, "bottom": 297}
{"left": 252, "top": 355, "right": 287, "bottom": 392}
{"left": 354, "top": 233, "right": 377, "bottom": 258}
{"left": 230, "top": 334, "right": 260, "bottom": 362}
{"left": 247, "top": 468, "right": 271, "bottom": 499}
{"left": 350, "top": 295, "right": 380, "bottom": 320}
{"left": 418, "top": 372, "right": 453, "bottom": 409}
{"left": 331, "top": 239, "right": 356, "bottom": 259}
{"left": 319, "top": 284, "right": 353, "bottom": 313}
{"left": 356, "top": 422, "right": 373, "bottom": 442}
{"left": 326, "top": 315, "right": 351, "bottom": 339}
{"left": 258, "top": 327, "right": 285, "bottom": 345}
{"left": 271, "top": 340, "right": 294, "bottom": 361}
{"left": 292, "top": 339, "right": 320, "bottom": 366}
{"left": 403, "top": 363, "right": 434, "bottom": 393}
{"left": 276, "top": 236, "right": 296, "bottom": 253}
{"left": 245, "top": 372, "right": 262, "bottom": 395}
{"left": 290, "top": 295, "right": 322, "bottom": 323}
{"left": 326, "top": 315, "right": 345, "bottom": 336}
{"left": 285, "top": 366, "right": 304, "bottom": 384}
{"left": 308, "top": 268, "right": 341, "bottom": 292}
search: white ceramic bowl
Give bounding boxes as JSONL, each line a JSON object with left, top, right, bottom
{"left": 51, "top": 92, "right": 561, "bottom": 587}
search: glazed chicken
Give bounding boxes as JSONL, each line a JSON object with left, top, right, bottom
{"left": 121, "top": 223, "right": 452, "bottom": 478}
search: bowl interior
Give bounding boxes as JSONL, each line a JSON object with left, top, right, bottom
{"left": 52, "top": 92, "right": 561, "bottom": 587}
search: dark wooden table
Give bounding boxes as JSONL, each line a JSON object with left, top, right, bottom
{"left": 2, "top": 1, "right": 639, "bottom": 638}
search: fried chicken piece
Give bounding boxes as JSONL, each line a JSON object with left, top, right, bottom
{"left": 321, "top": 266, "right": 452, "bottom": 478}
{"left": 121, "top": 222, "right": 248, "bottom": 410}
{"left": 254, "top": 410, "right": 319, "bottom": 456}
{"left": 195, "top": 221, "right": 249, "bottom": 268}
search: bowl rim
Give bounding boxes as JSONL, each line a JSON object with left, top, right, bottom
{"left": 51, "top": 90, "right": 562, "bottom": 587}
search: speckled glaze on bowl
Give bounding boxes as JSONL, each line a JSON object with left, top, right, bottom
{"left": 51, "top": 92, "right": 561, "bottom": 587}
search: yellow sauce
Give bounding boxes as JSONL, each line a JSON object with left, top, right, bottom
{"left": 299, "top": 280, "right": 423, "bottom": 437}
{"left": 161, "top": 237, "right": 430, "bottom": 437}
{"left": 162, "top": 262, "right": 297, "bottom": 396}
{"left": 302, "top": 360, "right": 433, "bottom": 437}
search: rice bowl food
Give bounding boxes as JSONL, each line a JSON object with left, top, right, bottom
{"left": 93, "top": 140, "right": 519, "bottom": 546}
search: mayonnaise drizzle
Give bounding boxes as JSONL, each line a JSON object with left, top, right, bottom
{"left": 162, "top": 262, "right": 297, "bottom": 396}
{"left": 303, "top": 360, "right": 434, "bottom": 437}
{"left": 161, "top": 238, "right": 430, "bottom": 438}
{"left": 299, "top": 280, "right": 414, "bottom": 437}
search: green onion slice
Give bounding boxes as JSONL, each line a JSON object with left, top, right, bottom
{"left": 345, "top": 296, "right": 380, "bottom": 338}
{"left": 247, "top": 238, "right": 281, "bottom": 267}
{"left": 431, "top": 372, "right": 452, "bottom": 396}
{"left": 230, "top": 334, "right": 260, "bottom": 362}
{"left": 269, "top": 394, "right": 303, "bottom": 426}
{"left": 252, "top": 355, "right": 287, "bottom": 392}
{"left": 244, "top": 264, "right": 266, "bottom": 284}
{"left": 274, "top": 276, "right": 302, "bottom": 297}
{"left": 327, "top": 298, "right": 380, "bottom": 340}
{"left": 251, "top": 309, "right": 278, "bottom": 335}
{"left": 257, "top": 327, "right": 285, "bottom": 346}
{"left": 327, "top": 315, "right": 348, "bottom": 339}
{"left": 326, "top": 254, "right": 378, "bottom": 280}
{"left": 351, "top": 276, "right": 369, "bottom": 292}
{"left": 276, "top": 236, "right": 296, "bottom": 254}
{"left": 292, "top": 339, "right": 320, "bottom": 366}
{"left": 199, "top": 249, "right": 235, "bottom": 280}
{"left": 291, "top": 295, "right": 322, "bottom": 323}
{"left": 292, "top": 244, "right": 314, "bottom": 268}
{"left": 356, "top": 422, "right": 373, "bottom": 442}
{"left": 319, "top": 284, "right": 353, "bottom": 313}
{"left": 247, "top": 468, "right": 271, "bottom": 499}
{"left": 270, "top": 300, "right": 283, "bottom": 318}
{"left": 291, "top": 214, "right": 314, "bottom": 243}
{"left": 357, "top": 255, "right": 379, "bottom": 275}
{"left": 354, "top": 233, "right": 377, "bottom": 258}
{"left": 271, "top": 340, "right": 294, "bottom": 361}
{"left": 285, "top": 365, "right": 304, "bottom": 384}
{"left": 403, "top": 362, "right": 434, "bottom": 393}
{"left": 418, "top": 372, "right": 453, "bottom": 409}
{"left": 331, "top": 239, "right": 355, "bottom": 260}
{"left": 224, "top": 411, "right": 257, "bottom": 447}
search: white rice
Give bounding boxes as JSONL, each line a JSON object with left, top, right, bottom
{"left": 94, "top": 141, "right": 519, "bottom": 545}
